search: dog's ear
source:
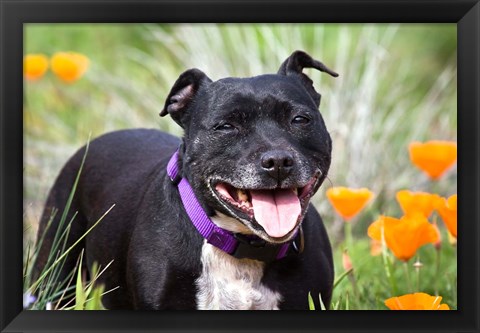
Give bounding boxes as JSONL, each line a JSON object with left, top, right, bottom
{"left": 160, "top": 68, "right": 212, "bottom": 127}
{"left": 278, "top": 50, "right": 338, "bottom": 107}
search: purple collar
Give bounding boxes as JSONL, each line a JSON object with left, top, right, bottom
{"left": 167, "top": 149, "right": 293, "bottom": 262}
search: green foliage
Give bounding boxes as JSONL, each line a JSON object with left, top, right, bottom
{"left": 330, "top": 231, "right": 457, "bottom": 310}
{"left": 74, "top": 259, "right": 107, "bottom": 310}
{"left": 23, "top": 144, "right": 114, "bottom": 310}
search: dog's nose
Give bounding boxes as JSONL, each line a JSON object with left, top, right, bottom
{"left": 261, "top": 150, "right": 294, "bottom": 180}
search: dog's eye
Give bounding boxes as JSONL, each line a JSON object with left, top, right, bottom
{"left": 214, "top": 123, "right": 236, "bottom": 131}
{"left": 292, "top": 115, "right": 310, "bottom": 125}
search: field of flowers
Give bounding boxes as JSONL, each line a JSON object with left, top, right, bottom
{"left": 23, "top": 24, "right": 457, "bottom": 310}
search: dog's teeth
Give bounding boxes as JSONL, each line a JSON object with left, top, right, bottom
{"left": 293, "top": 188, "right": 298, "bottom": 195}
{"left": 243, "top": 200, "right": 252, "bottom": 208}
{"left": 237, "top": 189, "right": 248, "bottom": 202}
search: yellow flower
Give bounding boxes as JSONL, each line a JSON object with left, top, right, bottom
{"left": 396, "top": 190, "right": 441, "bottom": 218}
{"left": 367, "top": 215, "right": 439, "bottom": 261}
{"left": 24, "top": 54, "right": 49, "bottom": 81}
{"left": 51, "top": 52, "right": 89, "bottom": 83}
{"left": 385, "top": 293, "right": 450, "bottom": 310}
{"left": 409, "top": 141, "right": 457, "bottom": 180}
{"left": 436, "top": 194, "right": 457, "bottom": 238}
{"left": 326, "top": 187, "right": 374, "bottom": 221}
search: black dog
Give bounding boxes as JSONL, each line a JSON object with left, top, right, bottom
{"left": 33, "top": 50, "right": 337, "bottom": 310}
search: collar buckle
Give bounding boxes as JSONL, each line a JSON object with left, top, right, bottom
{"left": 233, "top": 233, "right": 266, "bottom": 248}
{"left": 169, "top": 173, "right": 182, "bottom": 186}
{"left": 232, "top": 233, "right": 289, "bottom": 262}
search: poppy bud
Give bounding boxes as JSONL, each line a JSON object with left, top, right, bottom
{"left": 342, "top": 249, "right": 353, "bottom": 271}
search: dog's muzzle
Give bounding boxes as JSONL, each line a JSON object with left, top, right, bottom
{"left": 166, "top": 149, "right": 303, "bottom": 262}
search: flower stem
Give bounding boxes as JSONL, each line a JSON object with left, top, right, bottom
{"left": 416, "top": 268, "right": 420, "bottom": 291}
{"left": 382, "top": 247, "right": 398, "bottom": 295}
{"left": 415, "top": 259, "right": 421, "bottom": 291}
{"left": 435, "top": 247, "right": 441, "bottom": 295}
{"left": 344, "top": 221, "right": 353, "bottom": 251}
{"left": 343, "top": 222, "right": 360, "bottom": 299}
{"left": 379, "top": 223, "right": 398, "bottom": 295}
{"left": 403, "top": 261, "right": 412, "bottom": 293}
{"left": 347, "top": 271, "right": 360, "bottom": 301}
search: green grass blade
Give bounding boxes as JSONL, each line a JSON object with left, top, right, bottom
{"left": 74, "top": 251, "right": 85, "bottom": 310}
{"left": 318, "top": 293, "right": 327, "bottom": 311}
{"left": 42, "top": 135, "right": 91, "bottom": 280}
{"left": 29, "top": 204, "right": 115, "bottom": 292}
{"left": 332, "top": 300, "right": 340, "bottom": 310}
{"left": 308, "top": 292, "right": 315, "bottom": 310}
{"left": 333, "top": 267, "right": 353, "bottom": 290}
{"left": 23, "top": 243, "right": 32, "bottom": 286}
{"left": 25, "top": 208, "right": 58, "bottom": 291}
{"left": 83, "top": 260, "right": 113, "bottom": 294}
{"left": 30, "top": 208, "right": 58, "bottom": 260}
{"left": 42, "top": 222, "right": 73, "bottom": 300}
{"left": 85, "top": 284, "right": 105, "bottom": 310}
{"left": 45, "top": 142, "right": 88, "bottom": 270}
{"left": 85, "top": 262, "right": 99, "bottom": 298}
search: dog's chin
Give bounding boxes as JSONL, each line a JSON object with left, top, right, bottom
{"left": 208, "top": 173, "right": 321, "bottom": 244}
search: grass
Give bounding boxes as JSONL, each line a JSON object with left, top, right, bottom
{"left": 329, "top": 233, "right": 457, "bottom": 310}
{"left": 23, "top": 142, "right": 115, "bottom": 310}
{"left": 23, "top": 23, "right": 457, "bottom": 310}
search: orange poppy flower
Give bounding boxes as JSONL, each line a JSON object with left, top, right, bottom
{"left": 396, "top": 190, "right": 441, "bottom": 218}
{"left": 51, "top": 52, "right": 89, "bottom": 83}
{"left": 385, "top": 292, "right": 450, "bottom": 310}
{"left": 367, "top": 215, "right": 439, "bottom": 261}
{"left": 367, "top": 216, "right": 394, "bottom": 242}
{"left": 408, "top": 141, "right": 457, "bottom": 180}
{"left": 436, "top": 194, "right": 457, "bottom": 238}
{"left": 24, "top": 54, "right": 49, "bottom": 81}
{"left": 326, "top": 187, "right": 373, "bottom": 221}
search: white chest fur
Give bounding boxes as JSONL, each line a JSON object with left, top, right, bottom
{"left": 195, "top": 241, "right": 282, "bottom": 310}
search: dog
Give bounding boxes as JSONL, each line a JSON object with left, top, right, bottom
{"left": 33, "top": 50, "right": 337, "bottom": 310}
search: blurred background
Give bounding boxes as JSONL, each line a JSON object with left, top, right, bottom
{"left": 24, "top": 24, "right": 457, "bottom": 309}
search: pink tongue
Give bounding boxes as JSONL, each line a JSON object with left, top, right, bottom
{"left": 250, "top": 189, "right": 301, "bottom": 238}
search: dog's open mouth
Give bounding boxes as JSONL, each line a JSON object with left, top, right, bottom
{"left": 212, "top": 175, "right": 319, "bottom": 239}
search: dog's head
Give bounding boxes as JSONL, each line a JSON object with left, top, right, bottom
{"left": 160, "top": 50, "right": 337, "bottom": 243}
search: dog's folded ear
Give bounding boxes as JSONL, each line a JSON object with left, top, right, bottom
{"left": 160, "top": 68, "right": 212, "bottom": 127}
{"left": 278, "top": 50, "right": 338, "bottom": 107}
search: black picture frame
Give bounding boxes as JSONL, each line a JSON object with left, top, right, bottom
{"left": 1, "top": 0, "right": 479, "bottom": 332}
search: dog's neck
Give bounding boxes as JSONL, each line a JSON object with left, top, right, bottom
{"left": 211, "top": 211, "right": 253, "bottom": 235}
